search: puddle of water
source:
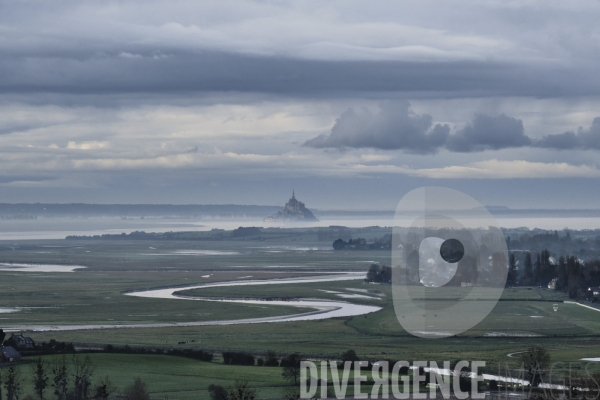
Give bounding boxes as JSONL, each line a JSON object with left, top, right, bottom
{"left": 223, "top": 265, "right": 333, "bottom": 269}
{"left": 425, "top": 366, "right": 569, "bottom": 390}
{"left": 346, "top": 288, "right": 384, "bottom": 296}
{"left": 414, "top": 331, "right": 454, "bottom": 337}
{"left": 173, "top": 250, "right": 239, "bottom": 255}
{"left": 0, "top": 263, "right": 85, "bottom": 272}
{"left": 253, "top": 246, "right": 331, "bottom": 251}
{"left": 484, "top": 332, "right": 542, "bottom": 337}
{"left": 142, "top": 250, "right": 239, "bottom": 256}
{"left": 336, "top": 293, "right": 379, "bottom": 300}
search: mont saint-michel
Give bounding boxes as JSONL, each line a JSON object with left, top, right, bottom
{"left": 264, "top": 191, "right": 318, "bottom": 221}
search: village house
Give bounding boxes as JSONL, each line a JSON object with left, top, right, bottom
{"left": 4, "top": 333, "right": 35, "bottom": 349}
{"left": 0, "top": 346, "right": 22, "bottom": 363}
{"left": 588, "top": 286, "right": 600, "bottom": 299}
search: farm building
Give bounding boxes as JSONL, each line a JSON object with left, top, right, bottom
{"left": 4, "top": 333, "right": 35, "bottom": 349}
{"left": 588, "top": 287, "right": 600, "bottom": 298}
{"left": 0, "top": 346, "right": 22, "bottom": 363}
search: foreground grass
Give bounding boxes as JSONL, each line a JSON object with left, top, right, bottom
{"left": 4, "top": 354, "right": 293, "bottom": 400}
{"left": 26, "top": 315, "right": 600, "bottom": 374}
{"left": 4, "top": 349, "right": 598, "bottom": 400}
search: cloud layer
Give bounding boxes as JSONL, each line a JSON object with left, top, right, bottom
{"left": 2, "top": 1, "right": 600, "bottom": 208}
{"left": 1, "top": 1, "right": 600, "bottom": 101}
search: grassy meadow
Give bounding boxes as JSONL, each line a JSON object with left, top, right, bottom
{"left": 4, "top": 353, "right": 295, "bottom": 400}
{"left": 2, "top": 232, "right": 600, "bottom": 398}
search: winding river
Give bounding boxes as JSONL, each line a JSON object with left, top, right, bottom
{"left": 6, "top": 273, "right": 382, "bottom": 332}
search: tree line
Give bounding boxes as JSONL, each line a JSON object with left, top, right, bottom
{"left": 365, "top": 264, "right": 391, "bottom": 284}
{"left": 0, "top": 356, "right": 152, "bottom": 400}
{"left": 508, "top": 249, "right": 600, "bottom": 298}
{"left": 0, "top": 337, "right": 214, "bottom": 364}
{"left": 333, "top": 238, "right": 391, "bottom": 251}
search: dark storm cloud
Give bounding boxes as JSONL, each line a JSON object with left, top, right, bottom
{"left": 446, "top": 114, "right": 530, "bottom": 152}
{"left": 1, "top": 0, "right": 600, "bottom": 102}
{"left": 0, "top": 51, "right": 599, "bottom": 101}
{"left": 535, "top": 118, "right": 600, "bottom": 150}
{"left": 304, "top": 101, "right": 449, "bottom": 153}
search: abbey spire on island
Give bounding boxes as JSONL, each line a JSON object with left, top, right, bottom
{"left": 264, "top": 191, "right": 318, "bottom": 221}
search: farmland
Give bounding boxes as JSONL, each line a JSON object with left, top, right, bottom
{"left": 2, "top": 228, "right": 600, "bottom": 398}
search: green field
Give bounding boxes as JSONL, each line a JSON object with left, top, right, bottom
{"left": 5, "top": 353, "right": 296, "bottom": 400}
{"left": 2, "top": 235, "right": 600, "bottom": 398}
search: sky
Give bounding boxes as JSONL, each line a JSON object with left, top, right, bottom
{"left": 1, "top": 0, "right": 600, "bottom": 210}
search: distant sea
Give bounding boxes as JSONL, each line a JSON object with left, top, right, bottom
{"left": 1, "top": 214, "right": 600, "bottom": 240}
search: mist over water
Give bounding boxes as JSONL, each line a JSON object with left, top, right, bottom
{"left": 1, "top": 214, "right": 599, "bottom": 241}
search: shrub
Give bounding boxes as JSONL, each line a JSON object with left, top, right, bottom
{"left": 340, "top": 349, "right": 359, "bottom": 363}
{"left": 222, "top": 352, "right": 255, "bottom": 366}
{"left": 208, "top": 384, "right": 229, "bottom": 400}
{"left": 122, "top": 377, "right": 150, "bottom": 400}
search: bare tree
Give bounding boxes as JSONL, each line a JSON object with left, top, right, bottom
{"left": 208, "top": 384, "right": 229, "bottom": 400}
{"left": 72, "top": 355, "right": 94, "bottom": 400}
{"left": 3, "top": 367, "right": 23, "bottom": 400}
{"left": 32, "top": 358, "right": 49, "bottom": 400}
{"left": 93, "top": 376, "right": 115, "bottom": 400}
{"left": 52, "top": 357, "right": 69, "bottom": 400}
{"left": 340, "top": 349, "right": 359, "bottom": 363}
{"left": 263, "top": 350, "right": 279, "bottom": 367}
{"left": 281, "top": 354, "right": 302, "bottom": 386}
{"left": 123, "top": 377, "right": 150, "bottom": 400}
{"left": 282, "top": 387, "right": 300, "bottom": 400}
{"left": 228, "top": 380, "right": 255, "bottom": 400}
{"left": 520, "top": 346, "right": 551, "bottom": 387}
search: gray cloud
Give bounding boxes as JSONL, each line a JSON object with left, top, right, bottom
{"left": 305, "top": 104, "right": 600, "bottom": 153}
{"left": 305, "top": 104, "right": 529, "bottom": 153}
{"left": 1, "top": 0, "right": 600, "bottom": 102}
{"left": 446, "top": 114, "right": 530, "bottom": 152}
{"left": 2, "top": 0, "right": 600, "bottom": 208}
{"left": 535, "top": 118, "right": 600, "bottom": 150}
{"left": 0, "top": 123, "right": 60, "bottom": 136}
{"left": 0, "top": 52, "right": 587, "bottom": 99}
{"left": 304, "top": 101, "right": 449, "bottom": 153}
{"left": 0, "top": 124, "right": 39, "bottom": 136}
